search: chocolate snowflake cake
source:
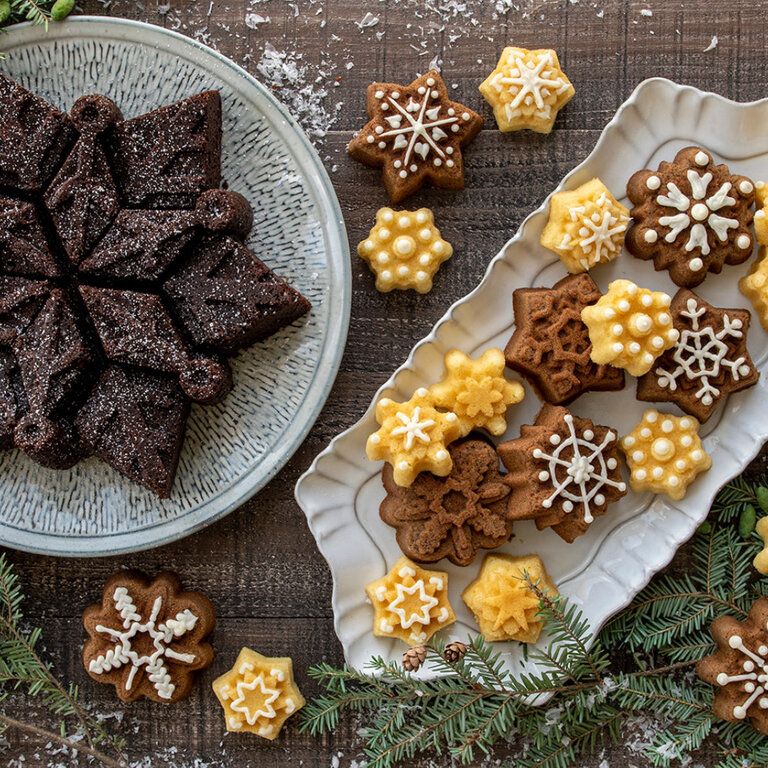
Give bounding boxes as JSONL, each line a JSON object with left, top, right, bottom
{"left": 0, "top": 75, "right": 311, "bottom": 496}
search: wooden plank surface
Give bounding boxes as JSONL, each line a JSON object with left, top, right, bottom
{"left": 4, "top": 0, "right": 768, "bottom": 765}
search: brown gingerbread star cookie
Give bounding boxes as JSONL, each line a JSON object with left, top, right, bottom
{"left": 625, "top": 146, "right": 755, "bottom": 288}
{"left": 380, "top": 437, "right": 513, "bottom": 567}
{"left": 497, "top": 404, "right": 627, "bottom": 543}
{"left": 636, "top": 289, "right": 759, "bottom": 422}
{"left": 504, "top": 274, "right": 624, "bottom": 405}
{"left": 82, "top": 571, "right": 216, "bottom": 703}
{"left": 348, "top": 71, "right": 483, "bottom": 203}
{"left": 697, "top": 598, "right": 768, "bottom": 734}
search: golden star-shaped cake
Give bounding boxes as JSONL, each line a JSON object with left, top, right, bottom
{"left": 366, "top": 387, "right": 462, "bottom": 487}
{"left": 479, "top": 47, "right": 574, "bottom": 133}
{"left": 462, "top": 553, "right": 558, "bottom": 643}
{"left": 348, "top": 71, "right": 483, "bottom": 203}
{"left": 619, "top": 409, "right": 711, "bottom": 500}
{"left": 365, "top": 556, "right": 455, "bottom": 645}
{"left": 540, "top": 178, "right": 630, "bottom": 273}
{"left": 752, "top": 180, "right": 768, "bottom": 244}
{"left": 429, "top": 348, "right": 524, "bottom": 436}
{"left": 357, "top": 207, "right": 452, "bottom": 293}
{"left": 212, "top": 647, "right": 305, "bottom": 739}
{"left": 740, "top": 246, "right": 768, "bottom": 331}
{"left": 581, "top": 279, "right": 679, "bottom": 376}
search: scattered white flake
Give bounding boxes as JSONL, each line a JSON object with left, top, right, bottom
{"left": 345, "top": 61, "right": 354, "bottom": 70}
{"left": 640, "top": 8, "right": 653, "bottom": 16}
{"left": 244, "top": 12, "right": 269, "bottom": 28}
{"left": 356, "top": 11, "right": 379, "bottom": 30}
{"left": 597, "top": 9, "right": 604, "bottom": 17}
{"left": 704, "top": 35, "right": 718, "bottom": 52}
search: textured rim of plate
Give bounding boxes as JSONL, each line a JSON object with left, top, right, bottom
{"left": 296, "top": 77, "right": 768, "bottom": 672}
{"left": 2, "top": 17, "right": 351, "bottom": 558}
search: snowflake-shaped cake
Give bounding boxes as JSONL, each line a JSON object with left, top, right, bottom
{"left": 637, "top": 290, "right": 758, "bottom": 422}
{"left": 479, "top": 47, "right": 575, "bottom": 133}
{"left": 82, "top": 571, "right": 215, "bottom": 703}
{"left": 626, "top": 146, "right": 755, "bottom": 288}
{"left": 348, "top": 70, "right": 483, "bottom": 202}
{"left": 365, "top": 556, "right": 455, "bottom": 645}
{"left": 498, "top": 404, "right": 627, "bottom": 543}
{"left": 697, "top": 598, "right": 768, "bottom": 734}
{"left": 0, "top": 76, "right": 310, "bottom": 496}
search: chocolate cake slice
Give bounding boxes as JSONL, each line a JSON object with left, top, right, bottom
{"left": 163, "top": 234, "right": 311, "bottom": 355}
{"left": 109, "top": 90, "right": 222, "bottom": 209}
{"left": 0, "top": 196, "right": 62, "bottom": 278}
{"left": 0, "top": 348, "right": 26, "bottom": 451}
{"left": 79, "top": 286, "right": 232, "bottom": 405}
{"left": 0, "top": 276, "right": 50, "bottom": 345}
{"left": 0, "top": 74, "right": 77, "bottom": 192}
{"left": 44, "top": 95, "right": 123, "bottom": 266}
{"left": 75, "top": 365, "right": 190, "bottom": 498}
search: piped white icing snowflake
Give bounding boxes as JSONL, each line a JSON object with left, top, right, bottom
{"left": 532, "top": 413, "right": 626, "bottom": 524}
{"left": 716, "top": 632, "right": 768, "bottom": 720}
{"left": 656, "top": 296, "right": 753, "bottom": 406}
{"left": 88, "top": 586, "right": 199, "bottom": 700}
{"left": 390, "top": 406, "right": 436, "bottom": 450}
{"left": 560, "top": 193, "right": 629, "bottom": 263}
{"left": 230, "top": 662, "right": 282, "bottom": 726}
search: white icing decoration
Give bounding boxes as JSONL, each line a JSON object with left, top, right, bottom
{"left": 531, "top": 414, "right": 625, "bottom": 524}
{"left": 388, "top": 579, "right": 439, "bottom": 629}
{"left": 390, "top": 406, "right": 436, "bottom": 450}
{"left": 655, "top": 297, "right": 751, "bottom": 407}
{"left": 88, "top": 586, "right": 199, "bottom": 700}
{"left": 715, "top": 633, "right": 768, "bottom": 719}
{"left": 564, "top": 194, "right": 629, "bottom": 263}
{"left": 230, "top": 673, "right": 281, "bottom": 724}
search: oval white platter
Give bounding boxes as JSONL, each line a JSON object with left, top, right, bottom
{"left": 295, "top": 78, "right": 768, "bottom": 678}
{"left": 0, "top": 18, "right": 350, "bottom": 557}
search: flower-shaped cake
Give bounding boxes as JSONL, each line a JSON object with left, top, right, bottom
{"left": 365, "top": 556, "right": 455, "bottom": 645}
{"left": 212, "top": 647, "right": 305, "bottom": 739}
{"left": 379, "top": 438, "right": 513, "bottom": 566}
{"left": 625, "top": 146, "right": 755, "bottom": 288}
{"left": 429, "top": 348, "right": 524, "bottom": 436}
{"left": 0, "top": 76, "right": 310, "bottom": 496}
{"left": 357, "top": 207, "right": 452, "bottom": 293}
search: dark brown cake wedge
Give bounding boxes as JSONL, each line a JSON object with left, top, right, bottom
{"left": 44, "top": 95, "right": 123, "bottom": 266}
{"left": 0, "top": 195, "right": 62, "bottom": 278}
{"left": 0, "top": 349, "right": 25, "bottom": 450}
{"left": 109, "top": 90, "right": 222, "bottom": 209}
{"left": 0, "top": 276, "right": 50, "bottom": 345}
{"left": 0, "top": 74, "right": 77, "bottom": 192}
{"left": 164, "top": 234, "right": 311, "bottom": 355}
{"left": 76, "top": 366, "right": 190, "bottom": 498}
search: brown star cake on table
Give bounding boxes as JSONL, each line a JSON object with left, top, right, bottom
{"left": 0, "top": 75, "right": 311, "bottom": 496}
{"left": 348, "top": 70, "right": 483, "bottom": 202}
{"left": 497, "top": 404, "right": 627, "bottom": 543}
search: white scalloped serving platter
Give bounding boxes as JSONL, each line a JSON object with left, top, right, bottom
{"left": 0, "top": 18, "right": 350, "bottom": 557}
{"left": 296, "top": 78, "right": 768, "bottom": 678}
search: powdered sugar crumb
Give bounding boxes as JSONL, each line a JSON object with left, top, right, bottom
{"left": 704, "top": 35, "right": 718, "bottom": 52}
{"left": 244, "top": 12, "right": 270, "bottom": 28}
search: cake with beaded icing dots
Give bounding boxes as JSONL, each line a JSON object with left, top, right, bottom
{"left": 0, "top": 74, "right": 310, "bottom": 496}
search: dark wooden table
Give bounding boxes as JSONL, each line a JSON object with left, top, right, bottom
{"left": 5, "top": 1, "right": 768, "bottom": 765}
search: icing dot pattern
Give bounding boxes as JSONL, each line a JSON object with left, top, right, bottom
{"left": 581, "top": 279, "right": 679, "bottom": 376}
{"left": 365, "top": 556, "right": 455, "bottom": 645}
{"left": 358, "top": 207, "right": 452, "bottom": 293}
{"left": 620, "top": 409, "right": 711, "bottom": 500}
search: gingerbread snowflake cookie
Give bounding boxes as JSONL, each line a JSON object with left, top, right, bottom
{"left": 697, "top": 598, "right": 768, "bottom": 734}
{"left": 479, "top": 47, "right": 574, "bottom": 134}
{"left": 82, "top": 571, "right": 215, "bottom": 703}
{"left": 497, "top": 404, "right": 627, "bottom": 543}
{"left": 380, "top": 437, "right": 513, "bottom": 567}
{"left": 540, "top": 178, "right": 630, "bottom": 273}
{"left": 636, "top": 290, "right": 758, "bottom": 422}
{"left": 626, "top": 146, "right": 755, "bottom": 288}
{"left": 348, "top": 71, "right": 483, "bottom": 203}
{"left": 358, "top": 207, "right": 452, "bottom": 293}
{"left": 366, "top": 556, "right": 456, "bottom": 645}
{"left": 505, "top": 274, "right": 624, "bottom": 405}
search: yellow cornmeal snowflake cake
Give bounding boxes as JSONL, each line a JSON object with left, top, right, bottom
{"left": 429, "top": 348, "right": 524, "bottom": 437}
{"left": 739, "top": 248, "right": 768, "bottom": 331}
{"left": 540, "top": 178, "right": 630, "bottom": 273}
{"left": 581, "top": 279, "right": 679, "bottom": 376}
{"left": 462, "top": 553, "right": 558, "bottom": 643}
{"left": 357, "top": 207, "right": 452, "bottom": 293}
{"left": 366, "top": 387, "right": 462, "bottom": 486}
{"left": 212, "top": 647, "right": 305, "bottom": 739}
{"left": 366, "top": 556, "right": 455, "bottom": 645}
{"left": 620, "top": 409, "right": 711, "bottom": 500}
{"left": 479, "top": 47, "right": 574, "bottom": 134}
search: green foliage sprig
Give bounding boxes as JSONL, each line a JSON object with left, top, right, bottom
{"left": 0, "top": 553, "right": 128, "bottom": 768}
{"left": 301, "top": 476, "right": 768, "bottom": 768}
{"left": 0, "top": 0, "right": 72, "bottom": 27}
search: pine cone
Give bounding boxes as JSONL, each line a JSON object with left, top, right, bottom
{"left": 402, "top": 645, "right": 427, "bottom": 672}
{"left": 443, "top": 641, "right": 468, "bottom": 663}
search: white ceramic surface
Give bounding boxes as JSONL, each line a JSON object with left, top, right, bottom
{"left": 0, "top": 18, "right": 350, "bottom": 557}
{"left": 295, "top": 78, "right": 768, "bottom": 678}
